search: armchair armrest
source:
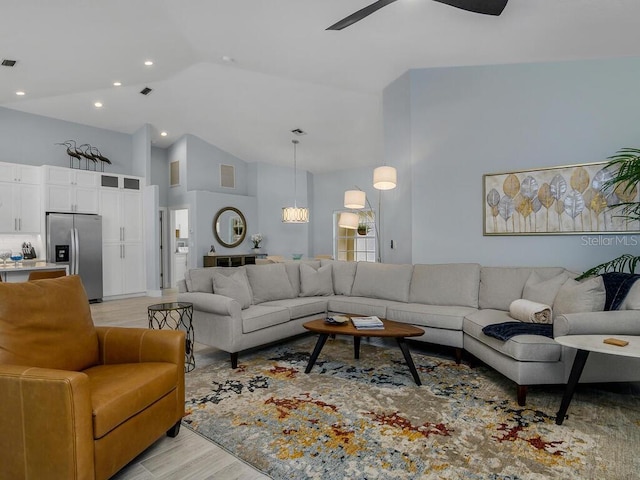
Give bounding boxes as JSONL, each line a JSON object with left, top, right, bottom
{"left": 178, "top": 292, "right": 242, "bottom": 317}
{"left": 95, "top": 327, "right": 185, "bottom": 366}
{"left": 554, "top": 310, "right": 640, "bottom": 337}
{"left": 0, "top": 365, "right": 94, "bottom": 479}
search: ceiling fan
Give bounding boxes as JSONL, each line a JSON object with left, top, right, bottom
{"left": 327, "top": 0, "right": 508, "bottom": 30}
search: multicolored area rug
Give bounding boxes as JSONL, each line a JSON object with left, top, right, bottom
{"left": 183, "top": 337, "right": 640, "bottom": 479}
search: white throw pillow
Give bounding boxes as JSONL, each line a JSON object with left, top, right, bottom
{"left": 553, "top": 276, "right": 606, "bottom": 317}
{"left": 245, "top": 263, "right": 295, "bottom": 304}
{"left": 523, "top": 271, "right": 571, "bottom": 306}
{"left": 212, "top": 270, "right": 252, "bottom": 309}
{"left": 299, "top": 263, "right": 333, "bottom": 297}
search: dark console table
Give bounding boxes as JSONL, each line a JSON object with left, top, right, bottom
{"left": 203, "top": 254, "right": 256, "bottom": 267}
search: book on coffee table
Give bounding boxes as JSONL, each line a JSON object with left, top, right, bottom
{"left": 351, "top": 316, "right": 384, "bottom": 330}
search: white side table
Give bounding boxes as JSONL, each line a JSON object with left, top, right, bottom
{"left": 554, "top": 335, "right": 640, "bottom": 425}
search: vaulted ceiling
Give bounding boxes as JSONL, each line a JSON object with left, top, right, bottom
{"left": 2, "top": 0, "right": 640, "bottom": 173}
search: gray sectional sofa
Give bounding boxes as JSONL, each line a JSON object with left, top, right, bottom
{"left": 177, "top": 260, "right": 640, "bottom": 405}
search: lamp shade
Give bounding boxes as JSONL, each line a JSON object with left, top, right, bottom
{"left": 338, "top": 212, "right": 359, "bottom": 230}
{"left": 282, "top": 206, "right": 309, "bottom": 223}
{"left": 344, "top": 190, "right": 366, "bottom": 209}
{"left": 373, "top": 166, "right": 397, "bottom": 190}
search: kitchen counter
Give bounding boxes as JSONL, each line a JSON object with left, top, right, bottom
{"left": 0, "top": 262, "right": 68, "bottom": 282}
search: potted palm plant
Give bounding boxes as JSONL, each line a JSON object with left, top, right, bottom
{"left": 577, "top": 148, "right": 640, "bottom": 279}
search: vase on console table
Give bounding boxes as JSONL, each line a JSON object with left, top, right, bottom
{"left": 251, "top": 248, "right": 263, "bottom": 254}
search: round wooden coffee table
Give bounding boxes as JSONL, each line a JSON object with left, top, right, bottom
{"left": 303, "top": 317, "right": 424, "bottom": 385}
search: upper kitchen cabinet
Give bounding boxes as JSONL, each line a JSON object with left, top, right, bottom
{"left": 0, "top": 162, "right": 42, "bottom": 233}
{"left": 44, "top": 165, "right": 99, "bottom": 214}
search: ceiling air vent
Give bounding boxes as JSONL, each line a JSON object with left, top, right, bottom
{"left": 220, "top": 164, "right": 235, "bottom": 189}
{"left": 1, "top": 59, "right": 17, "bottom": 67}
{"left": 140, "top": 87, "right": 153, "bottom": 95}
{"left": 290, "top": 128, "right": 307, "bottom": 136}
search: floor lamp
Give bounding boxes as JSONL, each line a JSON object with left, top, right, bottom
{"left": 338, "top": 165, "right": 396, "bottom": 263}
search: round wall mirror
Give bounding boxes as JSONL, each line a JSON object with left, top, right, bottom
{"left": 213, "top": 207, "right": 247, "bottom": 248}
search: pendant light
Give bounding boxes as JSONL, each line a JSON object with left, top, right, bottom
{"left": 282, "top": 139, "right": 309, "bottom": 223}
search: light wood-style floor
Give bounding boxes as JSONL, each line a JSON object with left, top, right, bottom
{"left": 91, "top": 291, "right": 270, "bottom": 480}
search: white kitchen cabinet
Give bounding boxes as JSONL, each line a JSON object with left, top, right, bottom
{"left": 102, "top": 243, "right": 145, "bottom": 297}
{"left": 0, "top": 162, "right": 41, "bottom": 184}
{"left": 0, "top": 163, "right": 42, "bottom": 233}
{"left": 99, "top": 173, "right": 145, "bottom": 297}
{"left": 44, "top": 166, "right": 99, "bottom": 213}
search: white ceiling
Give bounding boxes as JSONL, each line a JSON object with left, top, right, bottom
{"left": 2, "top": 0, "right": 640, "bottom": 173}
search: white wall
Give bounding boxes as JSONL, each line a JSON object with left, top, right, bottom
{"left": 381, "top": 57, "right": 640, "bottom": 272}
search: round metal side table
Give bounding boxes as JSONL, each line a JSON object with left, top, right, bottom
{"left": 148, "top": 302, "right": 195, "bottom": 372}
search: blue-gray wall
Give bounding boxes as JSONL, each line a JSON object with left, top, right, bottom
{"left": 381, "top": 57, "right": 640, "bottom": 272}
{"left": 0, "top": 107, "right": 133, "bottom": 172}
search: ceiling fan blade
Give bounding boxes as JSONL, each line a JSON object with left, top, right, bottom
{"left": 327, "top": 0, "right": 399, "bottom": 31}
{"left": 433, "top": 0, "right": 509, "bottom": 16}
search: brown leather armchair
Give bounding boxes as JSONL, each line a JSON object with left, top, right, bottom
{"left": 0, "top": 276, "right": 185, "bottom": 480}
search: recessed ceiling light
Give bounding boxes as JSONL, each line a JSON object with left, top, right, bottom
{"left": 160, "top": 131, "right": 168, "bottom": 137}
{"left": 94, "top": 102, "right": 103, "bottom": 108}
{"left": 15, "top": 91, "right": 25, "bottom": 96}
{"left": 144, "top": 60, "right": 154, "bottom": 66}
{"left": 113, "top": 81, "right": 122, "bottom": 87}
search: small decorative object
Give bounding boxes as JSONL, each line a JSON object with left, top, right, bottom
{"left": 54, "top": 140, "right": 111, "bottom": 171}
{"left": 208, "top": 245, "right": 216, "bottom": 256}
{"left": 0, "top": 250, "right": 11, "bottom": 266}
{"left": 357, "top": 223, "right": 371, "bottom": 236}
{"left": 292, "top": 253, "right": 303, "bottom": 260}
{"left": 250, "top": 233, "right": 263, "bottom": 249}
{"left": 10, "top": 251, "right": 23, "bottom": 266}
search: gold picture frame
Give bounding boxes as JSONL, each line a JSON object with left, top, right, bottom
{"left": 483, "top": 161, "right": 640, "bottom": 235}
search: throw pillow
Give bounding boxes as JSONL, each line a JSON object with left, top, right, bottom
{"left": 212, "top": 270, "right": 252, "bottom": 309}
{"left": 553, "top": 276, "right": 606, "bottom": 317}
{"left": 621, "top": 280, "right": 640, "bottom": 310}
{"left": 523, "top": 270, "right": 571, "bottom": 306}
{"left": 245, "top": 263, "right": 296, "bottom": 304}
{"left": 300, "top": 263, "right": 333, "bottom": 297}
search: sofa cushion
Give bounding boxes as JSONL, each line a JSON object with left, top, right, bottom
{"left": 241, "top": 305, "right": 291, "bottom": 333}
{"left": 409, "top": 263, "right": 480, "bottom": 308}
{"left": 479, "top": 267, "right": 567, "bottom": 311}
{"left": 85, "top": 362, "right": 178, "bottom": 438}
{"left": 284, "top": 260, "right": 320, "bottom": 297}
{"left": 351, "top": 262, "right": 413, "bottom": 302}
{"left": 185, "top": 267, "right": 215, "bottom": 293}
{"left": 321, "top": 260, "right": 358, "bottom": 296}
{"left": 463, "top": 309, "right": 561, "bottom": 362}
{"left": 212, "top": 269, "right": 252, "bottom": 309}
{"left": 246, "top": 263, "right": 295, "bottom": 304}
{"left": 622, "top": 281, "right": 640, "bottom": 310}
{"left": 262, "top": 297, "right": 328, "bottom": 320}
{"left": 386, "top": 303, "right": 477, "bottom": 331}
{"left": 300, "top": 263, "right": 333, "bottom": 297}
{"left": 0, "top": 275, "right": 99, "bottom": 371}
{"left": 553, "top": 276, "right": 606, "bottom": 316}
{"left": 328, "top": 296, "right": 388, "bottom": 318}
{"left": 523, "top": 271, "right": 571, "bottom": 306}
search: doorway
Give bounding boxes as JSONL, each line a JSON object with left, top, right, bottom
{"left": 170, "top": 208, "right": 189, "bottom": 288}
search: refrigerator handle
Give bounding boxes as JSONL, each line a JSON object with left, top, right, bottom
{"left": 70, "top": 228, "right": 79, "bottom": 275}
{"left": 75, "top": 228, "right": 80, "bottom": 275}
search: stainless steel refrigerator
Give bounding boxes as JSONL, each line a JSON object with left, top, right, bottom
{"left": 46, "top": 213, "right": 103, "bottom": 302}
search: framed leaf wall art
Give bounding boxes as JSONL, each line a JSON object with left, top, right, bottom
{"left": 483, "top": 162, "right": 640, "bottom": 235}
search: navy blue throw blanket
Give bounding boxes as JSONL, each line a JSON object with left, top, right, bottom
{"left": 482, "top": 321, "right": 553, "bottom": 342}
{"left": 601, "top": 272, "right": 640, "bottom": 311}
